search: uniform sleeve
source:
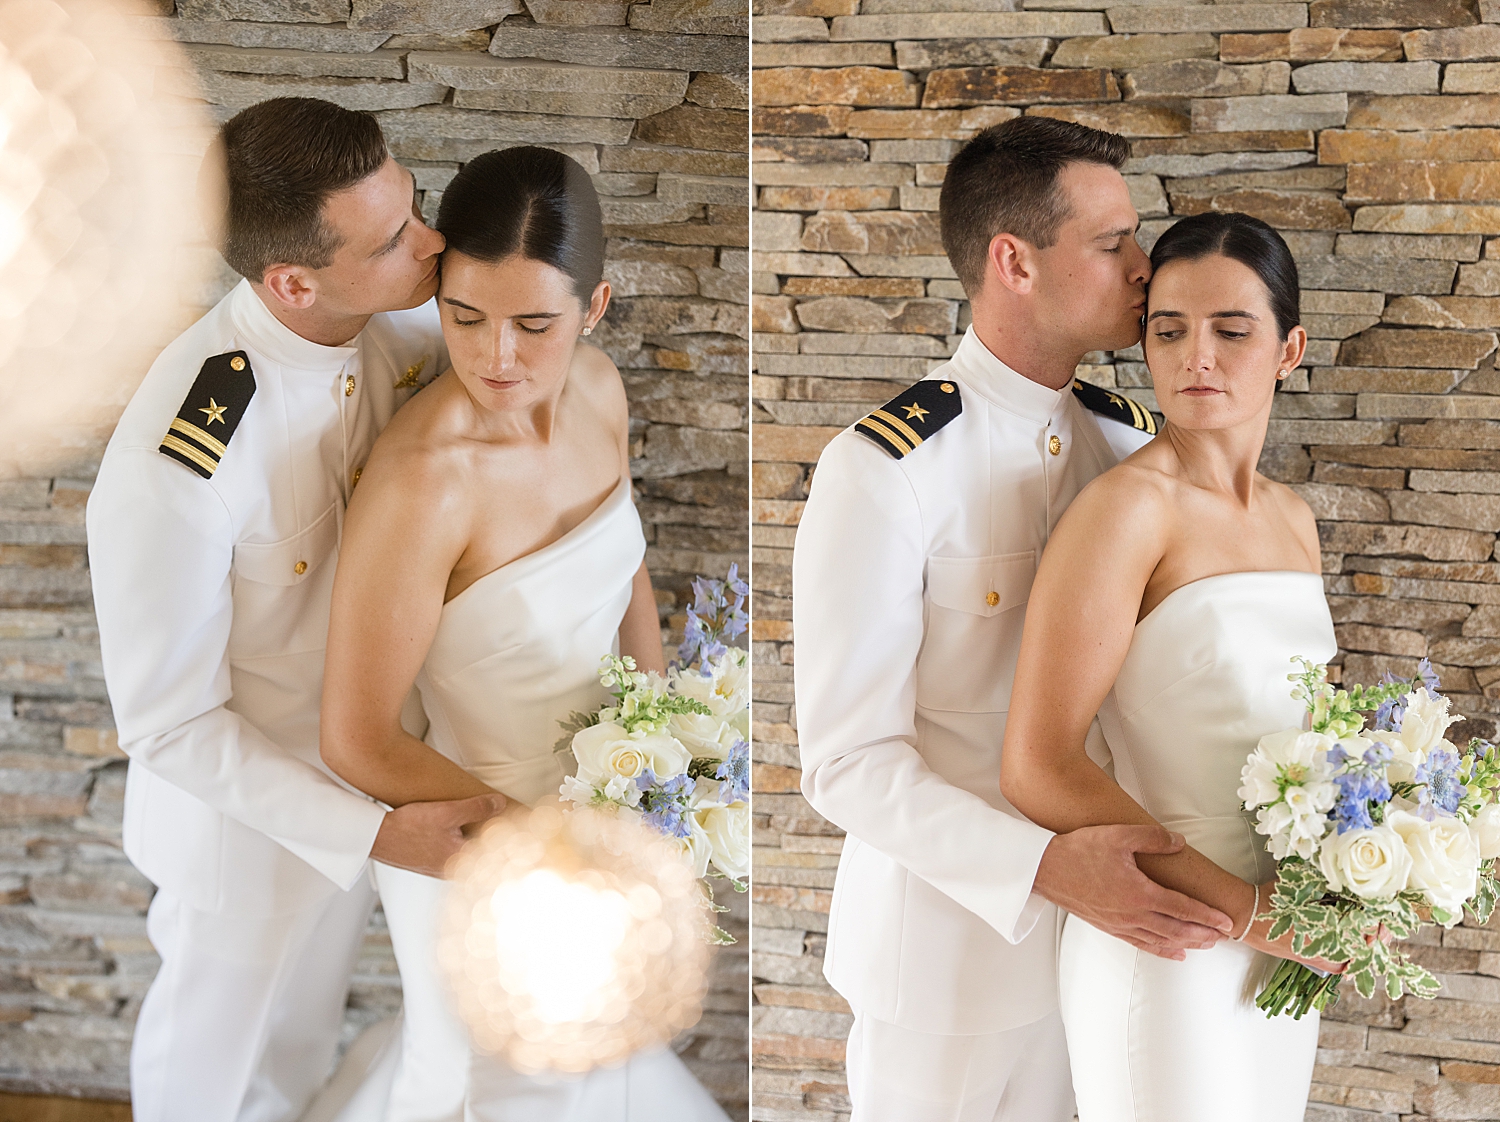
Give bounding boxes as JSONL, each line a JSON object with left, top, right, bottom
{"left": 87, "top": 447, "right": 386, "bottom": 890}
{"left": 793, "top": 433, "right": 1055, "bottom": 944}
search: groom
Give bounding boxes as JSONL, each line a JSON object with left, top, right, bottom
{"left": 87, "top": 98, "right": 504, "bottom": 1122}
{"left": 793, "top": 116, "right": 1237, "bottom": 1120}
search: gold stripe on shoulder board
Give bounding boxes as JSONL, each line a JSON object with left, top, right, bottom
{"left": 161, "top": 433, "right": 219, "bottom": 476}
{"left": 868, "top": 409, "right": 924, "bottom": 448}
{"left": 857, "top": 416, "right": 913, "bottom": 456}
{"left": 170, "top": 418, "right": 228, "bottom": 458}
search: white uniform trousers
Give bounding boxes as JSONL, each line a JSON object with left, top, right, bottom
{"left": 131, "top": 876, "right": 377, "bottom": 1122}
{"left": 844, "top": 1009, "right": 1074, "bottom": 1122}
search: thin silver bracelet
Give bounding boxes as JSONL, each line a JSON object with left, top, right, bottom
{"left": 1234, "top": 883, "right": 1260, "bottom": 942}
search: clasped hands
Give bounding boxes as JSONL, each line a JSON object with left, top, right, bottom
{"left": 370, "top": 792, "right": 509, "bottom": 878}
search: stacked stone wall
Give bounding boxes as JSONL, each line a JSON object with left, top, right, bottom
{"left": 750, "top": 2, "right": 1500, "bottom": 1119}
{"left": 0, "top": 3, "right": 748, "bottom": 1116}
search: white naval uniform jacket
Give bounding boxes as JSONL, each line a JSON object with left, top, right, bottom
{"left": 793, "top": 327, "right": 1153, "bottom": 1036}
{"left": 87, "top": 279, "right": 447, "bottom": 915}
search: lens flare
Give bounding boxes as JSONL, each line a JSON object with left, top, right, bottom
{"left": 439, "top": 806, "right": 709, "bottom": 1074}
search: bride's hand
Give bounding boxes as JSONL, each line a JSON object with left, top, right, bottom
{"left": 1240, "top": 879, "right": 1346, "bottom": 973}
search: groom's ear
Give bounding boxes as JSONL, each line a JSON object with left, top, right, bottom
{"left": 986, "top": 231, "right": 1036, "bottom": 297}
{"left": 260, "top": 264, "right": 319, "bottom": 311}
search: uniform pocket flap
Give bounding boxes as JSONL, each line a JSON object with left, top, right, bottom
{"left": 927, "top": 551, "right": 1035, "bottom": 618}
{"left": 233, "top": 502, "right": 338, "bottom": 587}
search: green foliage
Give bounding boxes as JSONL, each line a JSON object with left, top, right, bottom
{"left": 1288, "top": 657, "right": 1416, "bottom": 739}
{"left": 593, "top": 654, "right": 713, "bottom": 736}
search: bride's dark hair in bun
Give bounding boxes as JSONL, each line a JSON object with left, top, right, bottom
{"left": 436, "top": 145, "right": 604, "bottom": 305}
{"left": 1149, "top": 212, "right": 1300, "bottom": 341}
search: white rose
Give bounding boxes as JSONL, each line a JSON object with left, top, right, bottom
{"left": 696, "top": 803, "right": 749, "bottom": 881}
{"left": 675, "top": 818, "right": 713, "bottom": 879}
{"left": 667, "top": 711, "right": 739, "bottom": 761}
{"left": 1473, "top": 803, "right": 1500, "bottom": 861}
{"left": 571, "top": 723, "right": 692, "bottom": 786}
{"left": 1388, "top": 810, "right": 1480, "bottom": 919}
{"left": 1318, "top": 825, "right": 1412, "bottom": 901}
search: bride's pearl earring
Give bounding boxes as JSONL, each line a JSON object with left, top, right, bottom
{"left": 1276, "top": 370, "right": 1287, "bottom": 379}
{"left": 582, "top": 326, "right": 593, "bottom": 336}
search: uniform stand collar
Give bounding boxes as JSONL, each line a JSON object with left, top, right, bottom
{"left": 229, "top": 279, "right": 360, "bottom": 373}
{"left": 950, "top": 327, "right": 1067, "bottom": 426}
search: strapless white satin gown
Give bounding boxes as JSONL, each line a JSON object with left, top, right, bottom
{"left": 1059, "top": 571, "right": 1337, "bottom": 1122}
{"left": 317, "top": 478, "right": 728, "bottom": 1122}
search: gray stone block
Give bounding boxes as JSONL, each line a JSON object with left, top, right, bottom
{"left": 1105, "top": 4, "right": 1309, "bottom": 34}
{"left": 348, "top": 0, "right": 523, "bottom": 32}
{"left": 1122, "top": 59, "right": 1290, "bottom": 99}
{"left": 177, "top": 0, "right": 349, "bottom": 21}
{"left": 1297, "top": 254, "right": 1459, "bottom": 294}
{"left": 829, "top": 11, "right": 1106, "bottom": 39}
{"left": 180, "top": 43, "right": 405, "bottom": 78}
{"left": 163, "top": 69, "right": 448, "bottom": 111}
{"left": 1191, "top": 93, "right": 1348, "bottom": 132}
{"left": 491, "top": 23, "right": 746, "bottom": 72}
{"left": 892, "top": 37, "right": 1051, "bottom": 69}
{"left": 377, "top": 105, "right": 634, "bottom": 145}
{"left": 135, "top": 16, "right": 390, "bottom": 49}
{"left": 1290, "top": 60, "right": 1442, "bottom": 94}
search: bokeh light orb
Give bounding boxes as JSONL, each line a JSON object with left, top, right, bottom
{"left": 0, "top": 0, "right": 208, "bottom": 479}
{"left": 438, "top": 806, "right": 710, "bottom": 1074}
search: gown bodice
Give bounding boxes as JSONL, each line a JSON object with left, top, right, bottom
{"left": 415, "top": 476, "right": 646, "bottom": 807}
{"left": 1098, "top": 570, "right": 1338, "bottom": 885}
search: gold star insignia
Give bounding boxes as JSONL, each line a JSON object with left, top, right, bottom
{"left": 394, "top": 357, "right": 427, "bottom": 390}
{"left": 903, "top": 402, "right": 930, "bottom": 422}
{"left": 199, "top": 398, "right": 227, "bottom": 426}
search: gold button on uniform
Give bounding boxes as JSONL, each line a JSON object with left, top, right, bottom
{"left": 1049, "top": 435, "right": 1062, "bottom": 455}
{"left": 230, "top": 356, "right": 246, "bottom": 371}
{"left": 352, "top": 467, "right": 363, "bottom": 488}
{"left": 345, "top": 375, "right": 356, "bottom": 397}
{"left": 985, "top": 591, "right": 1000, "bottom": 607}
{"left": 294, "top": 560, "right": 307, "bottom": 575}
{"left": 940, "top": 383, "right": 954, "bottom": 393}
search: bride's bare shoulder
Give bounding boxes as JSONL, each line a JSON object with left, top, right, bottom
{"left": 1259, "top": 474, "right": 1321, "bottom": 555}
{"left": 356, "top": 373, "right": 474, "bottom": 510}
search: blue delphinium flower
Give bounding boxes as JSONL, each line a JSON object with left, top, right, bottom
{"left": 677, "top": 564, "right": 750, "bottom": 670}
{"left": 1416, "top": 745, "right": 1463, "bottom": 819}
{"left": 716, "top": 738, "right": 750, "bottom": 803}
{"left": 1417, "top": 657, "right": 1440, "bottom": 694}
{"left": 636, "top": 768, "right": 695, "bottom": 838}
{"left": 1328, "top": 741, "right": 1393, "bottom": 834}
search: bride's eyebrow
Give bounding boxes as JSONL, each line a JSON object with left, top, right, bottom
{"left": 1146, "top": 309, "right": 1260, "bottom": 321}
{"left": 443, "top": 297, "right": 483, "bottom": 313}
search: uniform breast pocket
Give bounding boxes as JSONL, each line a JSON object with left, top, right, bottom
{"left": 228, "top": 503, "right": 340, "bottom": 661}
{"left": 915, "top": 551, "right": 1034, "bottom": 714}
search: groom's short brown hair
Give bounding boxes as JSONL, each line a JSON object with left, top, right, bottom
{"left": 940, "top": 116, "right": 1131, "bottom": 296}
{"left": 203, "top": 97, "right": 388, "bottom": 282}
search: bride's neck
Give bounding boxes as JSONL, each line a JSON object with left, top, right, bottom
{"left": 1162, "top": 415, "right": 1269, "bottom": 506}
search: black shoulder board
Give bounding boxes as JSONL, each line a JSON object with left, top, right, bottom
{"left": 159, "top": 351, "right": 256, "bottom": 479}
{"left": 854, "top": 378, "right": 962, "bottom": 459}
{"left": 1072, "top": 378, "right": 1157, "bottom": 436}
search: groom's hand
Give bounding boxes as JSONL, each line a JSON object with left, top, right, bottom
{"left": 1033, "top": 825, "right": 1234, "bottom": 961}
{"left": 370, "top": 793, "right": 507, "bottom": 878}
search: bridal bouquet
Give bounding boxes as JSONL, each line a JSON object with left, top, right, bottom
{"left": 1239, "top": 658, "right": 1500, "bottom": 1018}
{"left": 557, "top": 566, "right": 750, "bottom": 943}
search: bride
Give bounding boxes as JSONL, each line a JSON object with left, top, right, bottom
{"left": 316, "top": 146, "right": 728, "bottom": 1121}
{"left": 1000, "top": 212, "right": 1344, "bottom": 1120}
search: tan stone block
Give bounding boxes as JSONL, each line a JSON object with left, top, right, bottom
{"left": 753, "top": 42, "right": 893, "bottom": 67}
{"left": 893, "top": 38, "right": 1052, "bottom": 71}
{"left": 1354, "top": 204, "right": 1500, "bottom": 235}
{"left": 1348, "top": 93, "right": 1500, "bottom": 129}
{"left": 178, "top": 0, "right": 354, "bottom": 19}
{"left": 1400, "top": 418, "right": 1500, "bottom": 449}
{"left": 1027, "top": 102, "right": 1188, "bottom": 137}
{"left": 752, "top": 14, "right": 830, "bottom": 41}
{"left": 800, "top": 210, "right": 944, "bottom": 255}
{"left": 1310, "top": 366, "right": 1468, "bottom": 393}
{"left": 687, "top": 72, "right": 748, "bottom": 110}
{"left": 636, "top": 106, "right": 748, "bottom": 152}
{"left": 1340, "top": 328, "right": 1498, "bottom": 369}
{"left": 828, "top": 12, "right": 1107, "bottom": 40}
{"left": 349, "top": 0, "right": 522, "bottom": 31}
{"left": 794, "top": 297, "right": 956, "bottom": 335}
{"left": 960, "top": 106, "right": 1022, "bottom": 131}
{"left": 1219, "top": 33, "right": 1290, "bottom": 63}
{"left": 753, "top": 163, "right": 913, "bottom": 187}
{"left": 1169, "top": 188, "right": 1351, "bottom": 231}
{"left": 384, "top": 30, "right": 490, "bottom": 49}
{"left": 1106, "top": 5, "right": 1309, "bottom": 34}
{"left": 782, "top": 276, "right": 926, "bottom": 297}
{"left": 602, "top": 144, "right": 746, "bottom": 178}
{"left": 1346, "top": 161, "right": 1500, "bottom": 206}
{"left": 491, "top": 24, "right": 744, "bottom": 72}
{"left": 1292, "top": 60, "right": 1440, "bottom": 94}
{"left": 1168, "top": 166, "right": 1344, "bottom": 192}
{"left": 900, "top": 185, "right": 942, "bottom": 211}
{"left": 1344, "top": 232, "right": 1482, "bottom": 261}
{"left": 1320, "top": 128, "right": 1500, "bottom": 164}
{"left": 842, "top": 109, "right": 966, "bottom": 139}
{"left": 1289, "top": 27, "right": 1403, "bottom": 60}
{"left": 754, "top": 135, "right": 866, "bottom": 162}
{"left": 1459, "top": 262, "right": 1500, "bottom": 295}
{"left": 750, "top": 424, "right": 843, "bottom": 463}
{"left": 525, "top": 0, "right": 629, "bottom": 23}
{"left": 1303, "top": 290, "right": 1386, "bottom": 315}
{"left": 628, "top": 0, "right": 746, "bottom": 36}
{"left": 1132, "top": 130, "right": 1313, "bottom": 154}
{"left": 756, "top": 0, "right": 855, "bottom": 14}
{"left": 760, "top": 185, "right": 899, "bottom": 210}
{"left": 1310, "top": 0, "right": 1481, "bottom": 28}
{"left": 1404, "top": 25, "right": 1500, "bottom": 60}
{"left": 1269, "top": 419, "right": 1398, "bottom": 443}
{"left": 1053, "top": 32, "right": 1218, "bottom": 68}
{"left": 1447, "top": 63, "right": 1500, "bottom": 94}
{"left": 922, "top": 67, "right": 1119, "bottom": 108}
{"left": 1191, "top": 93, "right": 1348, "bottom": 132}
{"left": 1414, "top": 1078, "right": 1500, "bottom": 1117}
{"left": 453, "top": 88, "right": 686, "bottom": 118}
{"left": 754, "top": 294, "right": 799, "bottom": 334}
{"left": 167, "top": 70, "right": 448, "bottom": 112}
{"left": 753, "top": 105, "right": 853, "bottom": 136}
{"left": 752, "top": 251, "right": 855, "bottom": 276}
{"left": 1302, "top": 313, "right": 1382, "bottom": 338}
{"left": 1384, "top": 295, "right": 1500, "bottom": 329}
{"left": 1122, "top": 59, "right": 1289, "bottom": 99}
{"left": 141, "top": 16, "right": 392, "bottom": 50}
{"left": 181, "top": 44, "right": 405, "bottom": 78}
{"left": 755, "top": 67, "right": 921, "bottom": 108}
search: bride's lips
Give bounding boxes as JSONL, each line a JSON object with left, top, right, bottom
{"left": 1180, "top": 386, "right": 1223, "bottom": 396}
{"left": 480, "top": 375, "right": 523, "bottom": 390}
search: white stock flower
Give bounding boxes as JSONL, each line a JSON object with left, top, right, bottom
{"left": 1239, "top": 729, "right": 1337, "bottom": 810}
{"left": 571, "top": 722, "right": 692, "bottom": 787}
{"left": 696, "top": 803, "right": 749, "bottom": 881}
{"left": 1377, "top": 690, "right": 1462, "bottom": 783}
{"left": 1473, "top": 802, "right": 1500, "bottom": 861}
{"left": 1318, "top": 825, "right": 1413, "bottom": 902}
{"left": 1388, "top": 810, "right": 1480, "bottom": 919}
